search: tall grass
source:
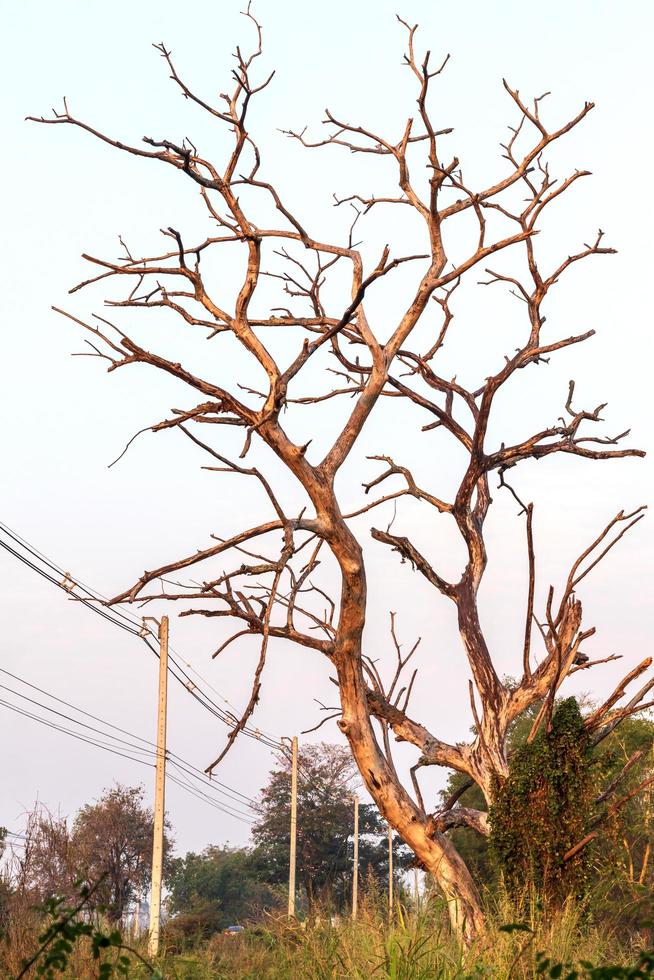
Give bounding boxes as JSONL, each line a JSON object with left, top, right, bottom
{"left": 1, "top": 887, "right": 646, "bottom": 978}
{"left": 154, "top": 889, "right": 640, "bottom": 979}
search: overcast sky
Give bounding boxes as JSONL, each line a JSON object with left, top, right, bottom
{"left": 1, "top": 0, "right": 652, "bottom": 859}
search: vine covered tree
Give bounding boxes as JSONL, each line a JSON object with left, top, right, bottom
{"left": 30, "top": 9, "right": 648, "bottom": 940}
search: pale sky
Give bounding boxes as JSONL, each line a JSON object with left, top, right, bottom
{"left": 1, "top": 0, "right": 652, "bottom": 858}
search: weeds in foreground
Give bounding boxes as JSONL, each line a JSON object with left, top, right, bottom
{"left": 3, "top": 884, "right": 653, "bottom": 978}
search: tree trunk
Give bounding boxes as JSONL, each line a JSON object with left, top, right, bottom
{"left": 422, "top": 838, "right": 485, "bottom": 942}
{"left": 325, "top": 516, "right": 486, "bottom": 942}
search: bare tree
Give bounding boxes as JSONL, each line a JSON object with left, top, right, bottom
{"left": 29, "top": 10, "right": 647, "bottom": 940}
{"left": 4, "top": 788, "right": 170, "bottom": 924}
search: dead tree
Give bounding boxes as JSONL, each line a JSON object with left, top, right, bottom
{"left": 30, "top": 10, "right": 647, "bottom": 941}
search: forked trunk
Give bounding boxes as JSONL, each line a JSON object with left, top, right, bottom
{"left": 329, "top": 520, "right": 486, "bottom": 943}
{"left": 342, "top": 703, "right": 486, "bottom": 942}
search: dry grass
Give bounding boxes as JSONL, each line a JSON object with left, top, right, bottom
{"left": 0, "top": 889, "right": 645, "bottom": 979}
{"left": 156, "top": 890, "right": 639, "bottom": 979}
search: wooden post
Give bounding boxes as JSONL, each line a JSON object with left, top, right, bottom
{"left": 388, "top": 823, "right": 393, "bottom": 923}
{"left": 148, "top": 616, "right": 168, "bottom": 959}
{"left": 288, "top": 735, "right": 298, "bottom": 918}
{"left": 352, "top": 796, "right": 359, "bottom": 920}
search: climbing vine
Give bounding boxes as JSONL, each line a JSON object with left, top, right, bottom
{"left": 490, "top": 698, "right": 603, "bottom": 904}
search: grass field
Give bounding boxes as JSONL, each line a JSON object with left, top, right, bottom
{"left": 3, "top": 890, "right": 650, "bottom": 979}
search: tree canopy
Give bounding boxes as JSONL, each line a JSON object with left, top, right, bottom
{"left": 4, "top": 784, "right": 171, "bottom": 924}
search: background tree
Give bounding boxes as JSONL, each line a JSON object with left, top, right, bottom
{"left": 4, "top": 785, "right": 171, "bottom": 924}
{"left": 13, "top": 806, "right": 79, "bottom": 908}
{"left": 72, "top": 784, "right": 172, "bottom": 923}
{"left": 251, "top": 742, "right": 410, "bottom": 909}
{"left": 0, "top": 828, "right": 9, "bottom": 934}
{"left": 30, "top": 8, "right": 648, "bottom": 939}
{"left": 166, "top": 845, "right": 279, "bottom": 942}
{"left": 590, "top": 716, "right": 654, "bottom": 935}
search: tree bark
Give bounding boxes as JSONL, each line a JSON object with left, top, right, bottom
{"left": 328, "top": 517, "right": 485, "bottom": 940}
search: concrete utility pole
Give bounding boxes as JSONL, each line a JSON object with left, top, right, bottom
{"left": 352, "top": 796, "right": 359, "bottom": 920}
{"left": 148, "top": 616, "right": 168, "bottom": 959}
{"left": 388, "top": 824, "right": 394, "bottom": 923}
{"left": 288, "top": 734, "right": 298, "bottom": 918}
{"left": 133, "top": 897, "right": 141, "bottom": 939}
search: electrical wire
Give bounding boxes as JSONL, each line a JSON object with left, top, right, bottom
{"left": 0, "top": 683, "right": 157, "bottom": 758}
{"left": 0, "top": 697, "right": 156, "bottom": 769}
{"left": 0, "top": 521, "right": 285, "bottom": 753}
{"left": 166, "top": 773, "right": 251, "bottom": 824}
{"left": 0, "top": 698, "right": 253, "bottom": 824}
{"left": 0, "top": 667, "right": 256, "bottom": 805}
{"left": 0, "top": 667, "right": 158, "bottom": 749}
{"left": 0, "top": 519, "right": 308, "bottom": 829}
{"left": 0, "top": 522, "right": 276, "bottom": 732}
{"left": 0, "top": 521, "right": 284, "bottom": 751}
{"left": 0, "top": 667, "right": 257, "bottom": 811}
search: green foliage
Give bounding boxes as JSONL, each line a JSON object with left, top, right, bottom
{"left": 16, "top": 880, "right": 160, "bottom": 979}
{"left": 590, "top": 719, "right": 654, "bottom": 931}
{"left": 438, "top": 696, "right": 554, "bottom": 890}
{"left": 489, "top": 698, "right": 598, "bottom": 903}
{"left": 7, "top": 885, "right": 654, "bottom": 979}
{"left": 9, "top": 785, "right": 172, "bottom": 925}
{"left": 155, "top": 905, "right": 654, "bottom": 979}
{"left": 534, "top": 948, "right": 654, "bottom": 978}
{"left": 498, "top": 923, "right": 654, "bottom": 979}
{"left": 165, "top": 846, "right": 280, "bottom": 943}
{"left": 441, "top": 703, "right": 654, "bottom": 926}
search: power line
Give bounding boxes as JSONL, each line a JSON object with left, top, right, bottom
{"left": 0, "top": 521, "right": 285, "bottom": 753}
{"left": 0, "top": 520, "right": 284, "bottom": 751}
{"left": 0, "top": 537, "right": 139, "bottom": 636}
{"left": 166, "top": 773, "right": 251, "bottom": 824}
{"left": 0, "top": 667, "right": 158, "bottom": 750}
{"left": 165, "top": 754, "right": 255, "bottom": 813}
{"left": 0, "top": 698, "right": 253, "bottom": 824}
{"left": 0, "top": 522, "right": 270, "bottom": 724}
{"left": 0, "top": 682, "right": 157, "bottom": 759}
{"left": 1, "top": 667, "right": 257, "bottom": 811}
{"left": 167, "top": 762, "right": 253, "bottom": 821}
{"left": 0, "top": 698, "right": 156, "bottom": 769}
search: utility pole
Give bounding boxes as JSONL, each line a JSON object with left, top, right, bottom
{"left": 352, "top": 796, "right": 359, "bottom": 920}
{"left": 388, "top": 823, "right": 394, "bottom": 923}
{"left": 148, "top": 616, "right": 168, "bottom": 959}
{"left": 288, "top": 734, "right": 298, "bottom": 918}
